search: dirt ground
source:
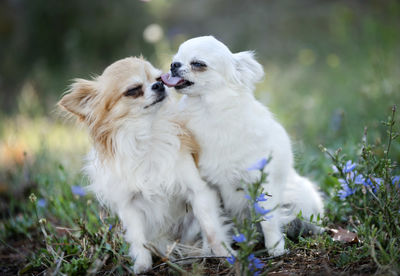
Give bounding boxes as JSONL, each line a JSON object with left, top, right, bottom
{"left": 0, "top": 237, "right": 376, "bottom": 276}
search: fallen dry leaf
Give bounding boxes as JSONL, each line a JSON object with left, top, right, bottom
{"left": 328, "top": 227, "right": 360, "bottom": 244}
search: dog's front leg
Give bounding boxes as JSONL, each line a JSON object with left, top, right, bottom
{"left": 190, "top": 186, "right": 231, "bottom": 256}
{"left": 259, "top": 168, "right": 288, "bottom": 257}
{"left": 118, "top": 205, "right": 152, "bottom": 274}
{"left": 180, "top": 157, "right": 231, "bottom": 256}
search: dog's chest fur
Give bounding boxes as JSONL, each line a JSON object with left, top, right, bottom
{"left": 180, "top": 94, "right": 294, "bottom": 214}
{"left": 84, "top": 114, "right": 187, "bottom": 212}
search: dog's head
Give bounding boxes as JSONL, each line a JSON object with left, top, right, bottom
{"left": 162, "top": 36, "right": 264, "bottom": 96}
{"left": 59, "top": 57, "right": 166, "bottom": 155}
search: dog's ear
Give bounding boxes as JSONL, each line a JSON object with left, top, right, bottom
{"left": 232, "top": 51, "right": 264, "bottom": 90}
{"left": 58, "top": 79, "right": 97, "bottom": 120}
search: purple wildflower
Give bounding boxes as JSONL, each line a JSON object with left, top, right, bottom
{"left": 343, "top": 160, "right": 356, "bottom": 173}
{"left": 226, "top": 255, "right": 236, "bottom": 265}
{"left": 253, "top": 258, "right": 264, "bottom": 269}
{"left": 37, "top": 198, "right": 47, "bottom": 207}
{"left": 71, "top": 185, "right": 86, "bottom": 197}
{"left": 109, "top": 224, "right": 113, "bottom": 231}
{"left": 248, "top": 254, "right": 264, "bottom": 271}
{"left": 338, "top": 181, "right": 356, "bottom": 200}
{"left": 256, "top": 193, "right": 268, "bottom": 202}
{"left": 354, "top": 174, "right": 366, "bottom": 185}
{"left": 233, "top": 233, "right": 246, "bottom": 243}
{"left": 254, "top": 202, "right": 271, "bottom": 215}
{"left": 245, "top": 194, "right": 251, "bottom": 200}
{"left": 247, "top": 158, "right": 268, "bottom": 171}
{"left": 360, "top": 177, "right": 383, "bottom": 193}
{"left": 370, "top": 177, "right": 382, "bottom": 193}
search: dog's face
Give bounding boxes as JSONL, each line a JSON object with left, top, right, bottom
{"left": 59, "top": 57, "right": 166, "bottom": 155}
{"left": 60, "top": 57, "right": 166, "bottom": 121}
{"left": 162, "top": 36, "right": 264, "bottom": 96}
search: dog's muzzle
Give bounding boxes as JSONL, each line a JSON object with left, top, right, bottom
{"left": 144, "top": 82, "right": 167, "bottom": 109}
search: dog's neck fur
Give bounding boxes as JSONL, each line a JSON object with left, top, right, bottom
{"left": 180, "top": 87, "right": 256, "bottom": 120}
{"left": 87, "top": 102, "right": 185, "bottom": 199}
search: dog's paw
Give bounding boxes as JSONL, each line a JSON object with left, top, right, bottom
{"left": 132, "top": 251, "right": 152, "bottom": 274}
{"left": 266, "top": 238, "right": 288, "bottom": 257}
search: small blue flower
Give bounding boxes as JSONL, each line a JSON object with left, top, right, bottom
{"left": 226, "top": 255, "right": 235, "bottom": 265}
{"left": 248, "top": 254, "right": 264, "bottom": 271}
{"left": 363, "top": 178, "right": 372, "bottom": 188}
{"left": 37, "top": 198, "right": 47, "bottom": 207}
{"left": 354, "top": 174, "right": 366, "bottom": 185}
{"left": 108, "top": 224, "right": 113, "bottom": 231}
{"left": 361, "top": 177, "right": 382, "bottom": 193}
{"left": 245, "top": 194, "right": 252, "bottom": 200}
{"left": 338, "top": 181, "right": 356, "bottom": 200}
{"left": 254, "top": 202, "right": 271, "bottom": 215}
{"left": 233, "top": 233, "right": 246, "bottom": 243}
{"left": 253, "top": 258, "right": 263, "bottom": 269}
{"left": 343, "top": 160, "right": 356, "bottom": 173}
{"left": 256, "top": 193, "right": 268, "bottom": 202}
{"left": 247, "top": 158, "right": 268, "bottom": 171}
{"left": 370, "top": 177, "right": 382, "bottom": 193}
{"left": 71, "top": 185, "right": 86, "bottom": 197}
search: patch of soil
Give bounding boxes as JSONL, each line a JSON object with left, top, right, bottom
{"left": 144, "top": 247, "right": 376, "bottom": 275}
{"left": 0, "top": 234, "right": 43, "bottom": 276}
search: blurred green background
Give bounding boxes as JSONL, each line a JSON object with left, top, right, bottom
{"left": 1, "top": 0, "right": 400, "bottom": 193}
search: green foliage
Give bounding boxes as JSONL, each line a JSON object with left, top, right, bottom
{"left": 25, "top": 177, "right": 132, "bottom": 275}
{"left": 322, "top": 106, "right": 400, "bottom": 274}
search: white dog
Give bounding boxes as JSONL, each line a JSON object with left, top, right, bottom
{"left": 162, "top": 36, "right": 324, "bottom": 256}
{"left": 59, "top": 57, "right": 229, "bottom": 273}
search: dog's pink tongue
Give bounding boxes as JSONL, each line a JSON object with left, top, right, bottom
{"left": 161, "top": 73, "right": 183, "bottom": 87}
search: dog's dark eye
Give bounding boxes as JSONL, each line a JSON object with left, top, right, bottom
{"left": 190, "top": 61, "right": 207, "bottom": 68}
{"left": 124, "top": 86, "right": 143, "bottom": 97}
{"left": 156, "top": 76, "right": 162, "bottom": 82}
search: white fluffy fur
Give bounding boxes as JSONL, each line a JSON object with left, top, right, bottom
{"left": 59, "top": 57, "right": 229, "bottom": 273}
{"left": 85, "top": 105, "right": 229, "bottom": 272}
{"left": 170, "top": 36, "right": 324, "bottom": 256}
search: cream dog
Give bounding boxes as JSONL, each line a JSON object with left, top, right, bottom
{"left": 59, "top": 57, "right": 229, "bottom": 273}
{"left": 162, "top": 36, "right": 324, "bottom": 256}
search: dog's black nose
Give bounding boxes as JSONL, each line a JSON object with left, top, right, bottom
{"left": 151, "top": 81, "right": 165, "bottom": 93}
{"left": 170, "top": 62, "right": 182, "bottom": 77}
{"left": 171, "top": 62, "right": 182, "bottom": 70}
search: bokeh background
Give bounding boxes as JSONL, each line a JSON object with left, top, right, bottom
{"left": 1, "top": 0, "right": 400, "bottom": 240}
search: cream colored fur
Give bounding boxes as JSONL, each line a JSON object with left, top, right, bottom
{"left": 59, "top": 57, "right": 229, "bottom": 273}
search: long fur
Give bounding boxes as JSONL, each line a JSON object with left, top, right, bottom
{"left": 168, "top": 36, "right": 324, "bottom": 256}
{"left": 59, "top": 57, "right": 229, "bottom": 273}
